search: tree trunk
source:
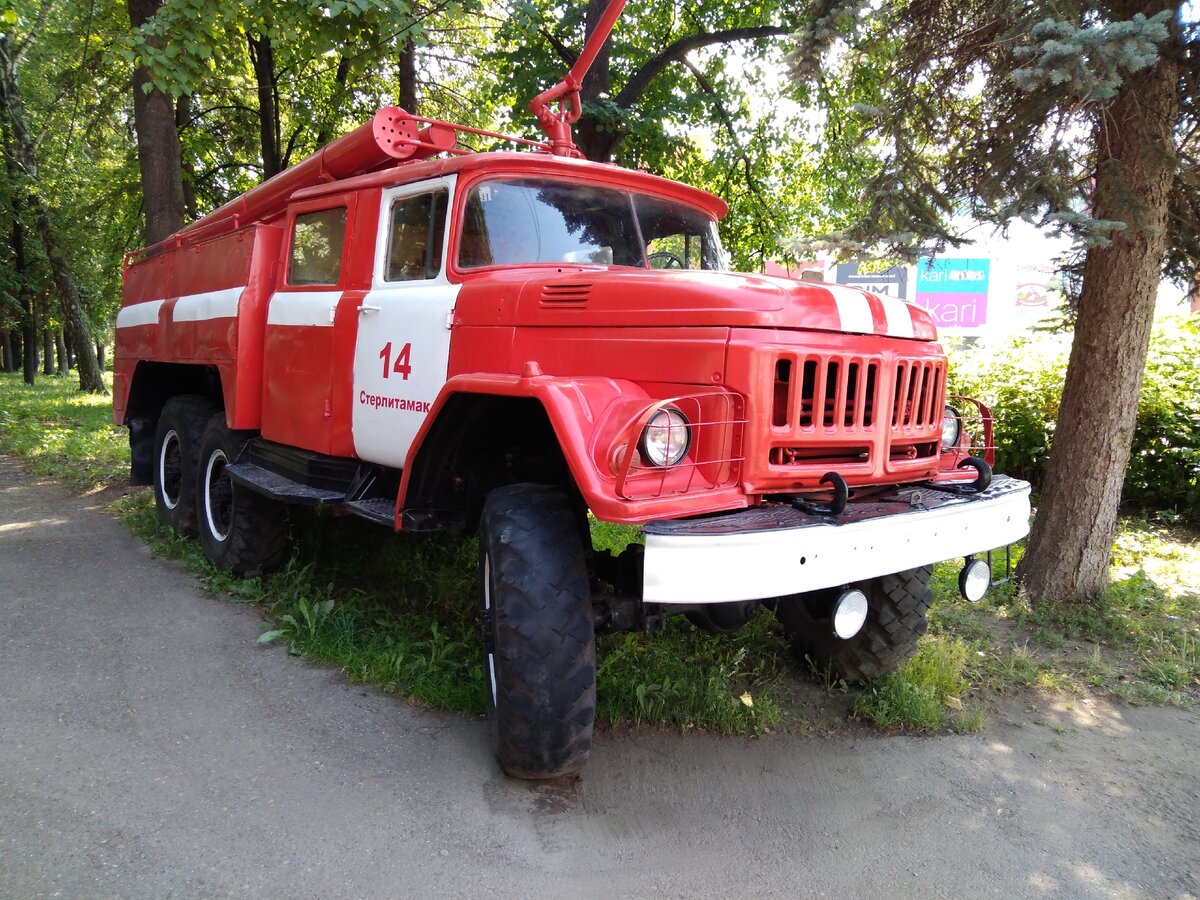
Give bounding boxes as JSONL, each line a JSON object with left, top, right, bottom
{"left": 10, "top": 182, "right": 36, "bottom": 385}
{"left": 0, "top": 329, "right": 12, "bottom": 371}
{"left": 127, "top": 0, "right": 186, "bottom": 245}
{"left": 1017, "top": 1, "right": 1180, "bottom": 607}
{"left": 315, "top": 56, "right": 353, "bottom": 147}
{"left": 96, "top": 341, "right": 105, "bottom": 371}
{"left": 31, "top": 201, "right": 105, "bottom": 392}
{"left": 21, "top": 306, "right": 36, "bottom": 384}
{"left": 176, "top": 94, "right": 198, "bottom": 220}
{"left": 575, "top": 0, "right": 619, "bottom": 163}
{"left": 397, "top": 40, "right": 418, "bottom": 114}
{"left": 247, "top": 33, "right": 282, "bottom": 179}
{"left": 42, "top": 326, "right": 54, "bottom": 375}
{"left": 55, "top": 330, "right": 67, "bottom": 374}
{"left": 0, "top": 33, "right": 105, "bottom": 394}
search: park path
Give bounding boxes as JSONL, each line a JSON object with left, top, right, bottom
{"left": 1, "top": 454, "right": 1197, "bottom": 899}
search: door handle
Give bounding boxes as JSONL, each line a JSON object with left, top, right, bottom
{"left": 358, "top": 303, "right": 381, "bottom": 314}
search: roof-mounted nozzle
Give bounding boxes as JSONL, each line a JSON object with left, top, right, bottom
{"left": 529, "top": 0, "right": 627, "bottom": 157}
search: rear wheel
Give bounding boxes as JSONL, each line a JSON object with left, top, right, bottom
{"left": 196, "top": 414, "right": 290, "bottom": 576}
{"left": 479, "top": 484, "right": 596, "bottom": 779}
{"left": 775, "top": 566, "right": 933, "bottom": 682}
{"left": 153, "top": 395, "right": 217, "bottom": 536}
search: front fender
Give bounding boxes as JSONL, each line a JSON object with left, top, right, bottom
{"left": 399, "top": 372, "right": 747, "bottom": 524}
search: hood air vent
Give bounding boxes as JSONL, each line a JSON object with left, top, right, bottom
{"left": 540, "top": 282, "right": 593, "bottom": 304}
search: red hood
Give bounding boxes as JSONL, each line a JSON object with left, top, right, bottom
{"left": 457, "top": 268, "right": 936, "bottom": 340}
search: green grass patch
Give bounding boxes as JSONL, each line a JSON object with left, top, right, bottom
{"left": 852, "top": 637, "right": 973, "bottom": 731}
{"left": 596, "top": 613, "right": 787, "bottom": 733}
{"left": 0, "top": 371, "right": 126, "bottom": 488}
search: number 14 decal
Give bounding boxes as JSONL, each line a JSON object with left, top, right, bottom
{"left": 379, "top": 341, "right": 412, "bottom": 380}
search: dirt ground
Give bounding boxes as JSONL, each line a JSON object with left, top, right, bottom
{"left": 1, "top": 453, "right": 1197, "bottom": 898}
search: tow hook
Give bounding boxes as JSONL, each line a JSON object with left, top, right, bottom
{"left": 925, "top": 457, "right": 994, "bottom": 496}
{"left": 790, "top": 471, "right": 849, "bottom": 517}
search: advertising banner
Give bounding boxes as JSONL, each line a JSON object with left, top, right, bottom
{"left": 834, "top": 262, "right": 909, "bottom": 299}
{"left": 915, "top": 258, "right": 990, "bottom": 332}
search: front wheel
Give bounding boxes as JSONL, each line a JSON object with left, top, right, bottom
{"left": 196, "top": 414, "right": 290, "bottom": 576}
{"left": 775, "top": 566, "right": 933, "bottom": 682}
{"left": 479, "top": 484, "right": 596, "bottom": 779}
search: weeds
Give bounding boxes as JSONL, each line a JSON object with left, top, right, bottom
{"left": 852, "top": 638, "right": 971, "bottom": 730}
{"left": 596, "top": 613, "right": 787, "bottom": 733}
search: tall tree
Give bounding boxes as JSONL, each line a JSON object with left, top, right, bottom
{"left": 0, "top": 18, "right": 105, "bottom": 394}
{"left": 788, "top": 0, "right": 1197, "bottom": 606}
{"left": 127, "top": 0, "right": 185, "bottom": 244}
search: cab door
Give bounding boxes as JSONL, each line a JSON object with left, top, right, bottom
{"left": 262, "top": 197, "right": 355, "bottom": 453}
{"left": 351, "top": 177, "right": 459, "bottom": 468}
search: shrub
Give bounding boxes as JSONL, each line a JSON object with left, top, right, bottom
{"left": 948, "top": 315, "right": 1200, "bottom": 525}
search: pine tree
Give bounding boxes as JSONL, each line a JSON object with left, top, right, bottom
{"left": 789, "top": 0, "right": 1197, "bottom": 606}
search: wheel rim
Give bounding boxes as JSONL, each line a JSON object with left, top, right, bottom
{"left": 204, "top": 449, "right": 233, "bottom": 542}
{"left": 482, "top": 553, "right": 498, "bottom": 708}
{"left": 158, "top": 429, "right": 183, "bottom": 509}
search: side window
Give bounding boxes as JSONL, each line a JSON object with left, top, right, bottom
{"left": 288, "top": 207, "right": 347, "bottom": 285}
{"left": 386, "top": 190, "right": 448, "bottom": 281}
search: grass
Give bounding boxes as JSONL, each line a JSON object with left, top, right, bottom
{"left": 0, "top": 371, "right": 127, "bottom": 488}
{"left": 4, "top": 370, "right": 1198, "bottom": 736}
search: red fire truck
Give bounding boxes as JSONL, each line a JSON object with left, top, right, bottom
{"left": 113, "top": 3, "right": 1030, "bottom": 778}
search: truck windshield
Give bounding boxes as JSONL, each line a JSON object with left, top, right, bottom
{"left": 457, "top": 178, "right": 726, "bottom": 271}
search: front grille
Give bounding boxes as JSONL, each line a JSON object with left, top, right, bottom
{"left": 891, "top": 360, "right": 943, "bottom": 429}
{"left": 768, "top": 352, "right": 946, "bottom": 470}
{"left": 773, "top": 355, "right": 880, "bottom": 432}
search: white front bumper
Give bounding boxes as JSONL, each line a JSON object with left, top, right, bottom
{"left": 642, "top": 478, "right": 1032, "bottom": 604}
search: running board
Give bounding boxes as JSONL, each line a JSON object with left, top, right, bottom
{"left": 344, "top": 498, "right": 396, "bottom": 527}
{"left": 227, "top": 462, "right": 346, "bottom": 505}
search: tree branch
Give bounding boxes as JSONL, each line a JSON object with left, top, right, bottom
{"left": 541, "top": 28, "right": 577, "bottom": 68}
{"left": 615, "top": 26, "right": 790, "bottom": 109}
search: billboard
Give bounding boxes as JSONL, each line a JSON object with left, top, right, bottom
{"left": 915, "top": 258, "right": 990, "bottom": 332}
{"left": 834, "top": 262, "right": 908, "bottom": 299}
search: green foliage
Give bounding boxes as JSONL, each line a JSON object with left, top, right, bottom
{"left": 950, "top": 316, "right": 1200, "bottom": 523}
{"left": 1010, "top": 12, "right": 1173, "bottom": 102}
{"left": 479, "top": 0, "right": 838, "bottom": 270}
{"left": 851, "top": 638, "right": 972, "bottom": 730}
{"left": 1125, "top": 317, "right": 1200, "bottom": 522}
{"left": 948, "top": 333, "right": 1068, "bottom": 483}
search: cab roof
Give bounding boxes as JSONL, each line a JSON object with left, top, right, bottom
{"left": 290, "top": 150, "right": 730, "bottom": 220}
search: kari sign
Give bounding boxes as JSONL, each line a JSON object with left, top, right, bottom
{"left": 915, "top": 258, "right": 990, "bottom": 331}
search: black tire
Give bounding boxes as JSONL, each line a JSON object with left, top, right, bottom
{"left": 775, "top": 566, "right": 933, "bottom": 682}
{"left": 196, "top": 414, "right": 290, "bottom": 576}
{"left": 153, "top": 395, "right": 217, "bottom": 536}
{"left": 479, "top": 484, "right": 596, "bottom": 779}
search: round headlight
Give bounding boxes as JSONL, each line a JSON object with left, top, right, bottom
{"left": 832, "top": 588, "right": 869, "bottom": 639}
{"left": 958, "top": 558, "right": 991, "bottom": 603}
{"left": 941, "top": 404, "right": 962, "bottom": 451}
{"left": 640, "top": 407, "right": 690, "bottom": 467}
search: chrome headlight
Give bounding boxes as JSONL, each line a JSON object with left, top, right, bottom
{"left": 941, "top": 404, "right": 962, "bottom": 451}
{"left": 640, "top": 407, "right": 690, "bottom": 467}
